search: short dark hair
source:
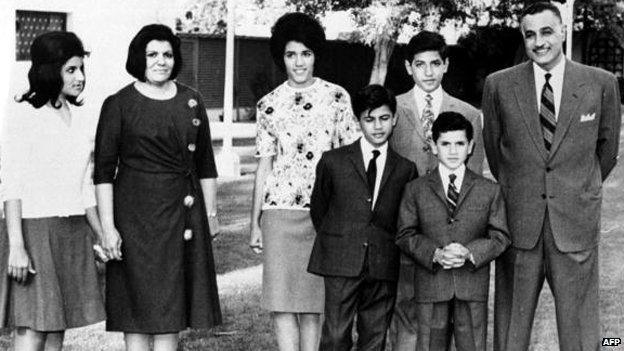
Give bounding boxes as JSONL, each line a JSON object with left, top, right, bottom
{"left": 432, "top": 111, "right": 473, "bottom": 142}
{"left": 404, "top": 31, "right": 448, "bottom": 63}
{"left": 520, "top": 1, "right": 562, "bottom": 23}
{"left": 126, "top": 24, "right": 182, "bottom": 81}
{"left": 20, "top": 31, "right": 88, "bottom": 109}
{"left": 352, "top": 84, "right": 396, "bottom": 120}
{"left": 269, "top": 12, "right": 326, "bottom": 71}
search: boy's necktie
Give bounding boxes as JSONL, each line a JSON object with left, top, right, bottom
{"left": 540, "top": 73, "right": 556, "bottom": 151}
{"left": 367, "top": 150, "right": 381, "bottom": 196}
{"left": 447, "top": 173, "right": 459, "bottom": 213}
{"left": 421, "top": 93, "right": 435, "bottom": 149}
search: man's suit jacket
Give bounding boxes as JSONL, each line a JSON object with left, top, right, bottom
{"left": 395, "top": 169, "right": 510, "bottom": 302}
{"left": 308, "top": 140, "right": 417, "bottom": 281}
{"left": 390, "top": 88, "right": 485, "bottom": 176}
{"left": 482, "top": 60, "right": 621, "bottom": 252}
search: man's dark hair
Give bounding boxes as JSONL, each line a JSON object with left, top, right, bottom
{"left": 352, "top": 84, "right": 396, "bottom": 120}
{"left": 520, "top": 1, "right": 562, "bottom": 23}
{"left": 432, "top": 111, "right": 474, "bottom": 142}
{"left": 404, "top": 31, "right": 448, "bottom": 63}
{"left": 126, "top": 24, "right": 182, "bottom": 82}
{"left": 269, "top": 12, "right": 326, "bottom": 71}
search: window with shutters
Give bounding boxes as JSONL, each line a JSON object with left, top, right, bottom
{"left": 15, "top": 10, "right": 67, "bottom": 61}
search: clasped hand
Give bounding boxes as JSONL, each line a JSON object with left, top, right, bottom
{"left": 433, "top": 242, "right": 470, "bottom": 269}
{"left": 101, "top": 227, "right": 123, "bottom": 261}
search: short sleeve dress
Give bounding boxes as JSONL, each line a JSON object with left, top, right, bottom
{"left": 94, "top": 82, "right": 221, "bottom": 333}
{"left": 255, "top": 78, "right": 359, "bottom": 312}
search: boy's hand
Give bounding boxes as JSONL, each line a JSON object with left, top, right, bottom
{"left": 436, "top": 243, "right": 471, "bottom": 269}
{"left": 434, "top": 247, "right": 465, "bottom": 269}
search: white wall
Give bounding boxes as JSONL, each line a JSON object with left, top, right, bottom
{"left": 1, "top": 0, "right": 186, "bottom": 122}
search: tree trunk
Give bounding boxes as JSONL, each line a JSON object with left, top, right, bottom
{"left": 369, "top": 36, "right": 396, "bottom": 85}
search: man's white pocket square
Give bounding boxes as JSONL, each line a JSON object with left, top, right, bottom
{"left": 580, "top": 113, "right": 596, "bottom": 122}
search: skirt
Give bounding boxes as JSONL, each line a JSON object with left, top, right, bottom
{"left": 0, "top": 216, "right": 105, "bottom": 331}
{"left": 261, "top": 209, "right": 324, "bottom": 313}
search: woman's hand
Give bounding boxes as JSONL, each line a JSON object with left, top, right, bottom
{"left": 208, "top": 214, "right": 220, "bottom": 239}
{"left": 249, "top": 225, "right": 263, "bottom": 254}
{"left": 8, "top": 245, "right": 34, "bottom": 284}
{"left": 101, "top": 227, "right": 123, "bottom": 261}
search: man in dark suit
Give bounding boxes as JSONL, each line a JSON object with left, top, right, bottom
{"left": 482, "top": 2, "right": 622, "bottom": 350}
{"left": 308, "top": 85, "right": 417, "bottom": 350}
{"left": 396, "top": 111, "right": 509, "bottom": 351}
{"left": 389, "top": 31, "right": 485, "bottom": 351}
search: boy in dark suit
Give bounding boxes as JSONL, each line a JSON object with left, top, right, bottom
{"left": 308, "top": 85, "right": 417, "bottom": 350}
{"left": 396, "top": 112, "right": 510, "bottom": 351}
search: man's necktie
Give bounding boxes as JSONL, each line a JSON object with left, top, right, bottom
{"left": 447, "top": 173, "right": 459, "bottom": 214}
{"left": 540, "top": 73, "right": 556, "bottom": 151}
{"left": 367, "top": 150, "right": 381, "bottom": 196}
{"left": 422, "top": 94, "right": 435, "bottom": 149}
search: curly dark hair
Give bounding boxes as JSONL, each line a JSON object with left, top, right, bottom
{"left": 19, "top": 31, "right": 88, "bottom": 109}
{"left": 126, "top": 24, "right": 182, "bottom": 82}
{"left": 269, "top": 12, "right": 326, "bottom": 71}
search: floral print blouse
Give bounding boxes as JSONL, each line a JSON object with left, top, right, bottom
{"left": 256, "top": 78, "right": 360, "bottom": 210}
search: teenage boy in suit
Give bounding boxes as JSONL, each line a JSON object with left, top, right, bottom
{"left": 396, "top": 112, "right": 510, "bottom": 351}
{"left": 482, "top": 3, "right": 621, "bottom": 350}
{"left": 308, "top": 84, "right": 417, "bottom": 350}
{"left": 389, "top": 32, "right": 485, "bottom": 350}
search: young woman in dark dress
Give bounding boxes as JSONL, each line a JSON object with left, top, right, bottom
{"left": 94, "top": 24, "right": 221, "bottom": 351}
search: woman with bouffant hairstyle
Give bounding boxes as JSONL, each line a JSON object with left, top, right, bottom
{"left": 250, "top": 12, "right": 359, "bottom": 351}
{"left": 94, "top": 24, "right": 221, "bottom": 351}
{"left": 1, "top": 31, "right": 105, "bottom": 351}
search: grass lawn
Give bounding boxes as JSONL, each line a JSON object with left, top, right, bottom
{"left": 2, "top": 137, "right": 624, "bottom": 349}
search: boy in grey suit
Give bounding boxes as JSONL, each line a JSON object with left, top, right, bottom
{"left": 396, "top": 112, "right": 510, "bottom": 351}
{"left": 389, "top": 31, "right": 485, "bottom": 351}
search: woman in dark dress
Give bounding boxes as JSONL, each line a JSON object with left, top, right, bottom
{"left": 94, "top": 24, "right": 221, "bottom": 351}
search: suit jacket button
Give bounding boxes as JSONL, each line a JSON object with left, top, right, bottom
{"left": 188, "top": 143, "right": 196, "bottom": 152}
{"left": 541, "top": 194, "right": 546, "bottom": 199}
{"left": 363, "top": 242, "right": 369, "bottom": 247}
{"left": 366, "top": 198, "right": 372, "bottom": 203}
{"left": 546, "top": 167, "right": 552, "bottom": 172}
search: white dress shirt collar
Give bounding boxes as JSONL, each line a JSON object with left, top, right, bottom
{"left": 533, "top": 58, "right": 565, "bottom": 120}
{"left": 438, "top": 163, "right": 466, "bottom": 193}
{"left": 412, "top": 85, "right": 443, "bottom": 118}
{"left": 360, "top": 138, "right": 388, "bottom": 208}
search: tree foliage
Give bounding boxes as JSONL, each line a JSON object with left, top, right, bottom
{"left": 176, "top": 0, "right": 624, "bottom": 84}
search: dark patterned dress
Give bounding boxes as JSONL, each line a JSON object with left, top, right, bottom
{"left": 94, "top": 82, "right": 221, "bottom": 333}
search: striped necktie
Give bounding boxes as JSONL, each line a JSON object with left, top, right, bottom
{"left": 540, "top": 73, "right": 556, "bottom": 151}
{"left": 447, "top": 173, "right": 459, "bottom": 214}
{"left": 422, "top": 94, "right": 435, "bottom": 149}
